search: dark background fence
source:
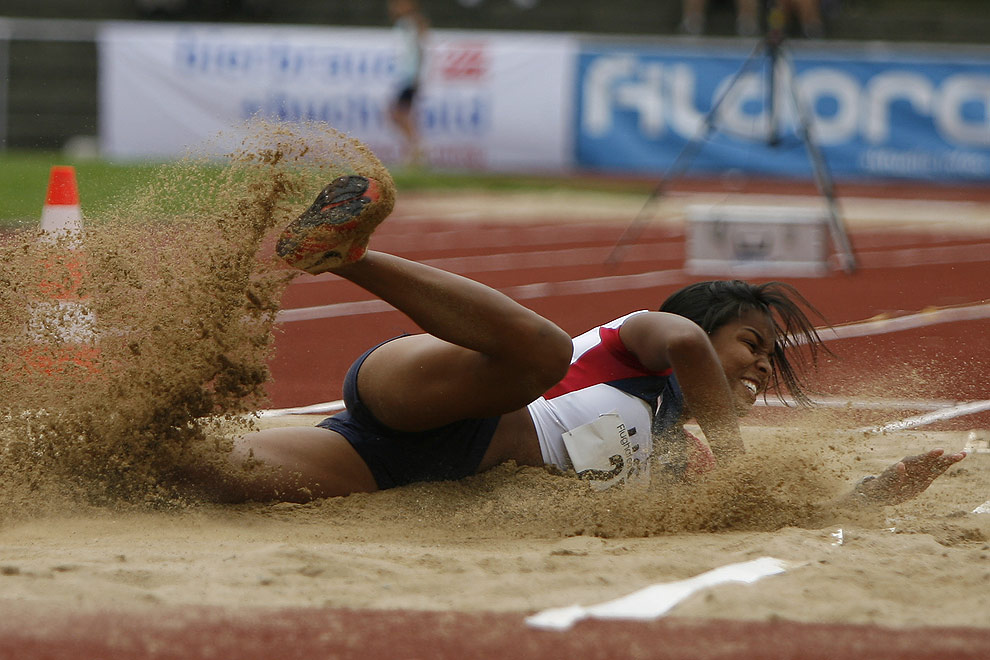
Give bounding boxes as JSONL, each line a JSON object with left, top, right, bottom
{"left": 2, "top": 0, "right": 987, "bottom": 149}
{"left": 4, "top": 0, "right": 987, "bottom": 41}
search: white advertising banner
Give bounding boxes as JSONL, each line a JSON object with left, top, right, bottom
{"left": 99, "top": 21, "right": 575, "bottom": 171}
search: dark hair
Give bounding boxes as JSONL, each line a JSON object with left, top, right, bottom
{"left": 659, "top": 280, "right": 829, "bottom": 406}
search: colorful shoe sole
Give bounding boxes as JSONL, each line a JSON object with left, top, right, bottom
{"left": 276, "top": 175, "right": 393, "bottom": 274}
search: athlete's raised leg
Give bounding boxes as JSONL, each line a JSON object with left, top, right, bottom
{"left": 334, "top": 252, "right": 572, "bottom": 431}
{"left": 277, "top": 174, "right": 572, "bottom": 432}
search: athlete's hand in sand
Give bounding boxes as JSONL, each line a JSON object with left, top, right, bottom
{"left": 850, "top": 448, "right": 967, "bottom": 506}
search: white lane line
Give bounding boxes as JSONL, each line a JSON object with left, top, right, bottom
{"left": 261, "top": 395, "right": 980, "bottom": 419}
{"left": 288, "top": 242, "right": 682, "bottom": 286}
{"left": 824, "top": 301, "right": 990, "bottom": 341}
{"left": 857, "top": 243, "right": 990, "bottom": 269}
{"left": 260, "top": 395, "right": 990, "bottom": 430}
{"left": 370, "top": 222, "right": 679, "bottom": 252}
{"left": 258, "top": 400, "right": 345, "bottom": 417}
{"left": 756, "top": 395, "right": 968, "bottom": 411}
{"left": 850, "top": 232, "right": 990, "bottom": 250}
{"left": 276, "top": 269, "right": 688, "bottom": 323}
{"left": 277, "top": 299, "right": 395, "bottom": 322}
{"left": 856, "top": 400, "right": 990, "bottom": 434}
{"left": 420, "top": 242, "right": 680, "bottom": 274}
{"left": 507, "top": 269, "right": 686, "bottom": 299}
{"left": 421, "top": 240, "right": 990, "bottom": 275}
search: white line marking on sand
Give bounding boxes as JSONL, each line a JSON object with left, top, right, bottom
{"left": 525, "top": 557, "right": 791, "bottom": 630}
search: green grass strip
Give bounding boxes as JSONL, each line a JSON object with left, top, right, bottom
{"left": 0, "top": 150, "right": 648, "bottom": 228}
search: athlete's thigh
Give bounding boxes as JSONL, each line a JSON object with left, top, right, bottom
{"left": 231, "top": 426, "right": 378, "bottom": 501}
{"left": 357, "top": 334, "right": 535, "bottom": 432}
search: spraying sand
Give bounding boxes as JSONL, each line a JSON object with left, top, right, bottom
{"left": 0, "top": 121, "right": 391, "bottom": 517}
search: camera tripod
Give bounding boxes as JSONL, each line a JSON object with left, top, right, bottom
{"left": 609, "top": 2, "right": 857, "bottom": 273}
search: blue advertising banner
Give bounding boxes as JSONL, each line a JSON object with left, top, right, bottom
{"left": 575, "top": 42, "right": 990, "bottom": 182}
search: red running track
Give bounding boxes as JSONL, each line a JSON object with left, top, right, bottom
{"left": 3, "top": 605, "right": 990, "bottom": 660}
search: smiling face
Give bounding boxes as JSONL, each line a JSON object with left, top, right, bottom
{"left": 660, "top": 280, "right": 826, "bottom": 411}
{"left": 708, "top": 309, "right": 775, "bottom": 416}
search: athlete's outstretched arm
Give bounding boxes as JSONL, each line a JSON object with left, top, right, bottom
{"left": 619, "top": 312, "right": 745, "bottom": 460}
{"left": 838, "top": 448, "right": 967, "bottom": 507}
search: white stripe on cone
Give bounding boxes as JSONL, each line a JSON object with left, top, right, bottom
{"left": 29, "top": 166, "right": 97, "bottom": 350}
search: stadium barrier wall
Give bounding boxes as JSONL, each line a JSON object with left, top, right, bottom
{"left": 98, "top": 22, "right": 990, "bottom": 182}
{"left": 99, "top": 22, "right": 576, "bottom": 172}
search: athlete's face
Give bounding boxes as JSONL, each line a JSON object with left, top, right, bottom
{"left": 708, "top": 309, "right": 774, "bottom": 417}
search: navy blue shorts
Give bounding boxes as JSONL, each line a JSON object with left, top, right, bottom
{"left": 317, "top": 339, "right": 501, "bottom": 490}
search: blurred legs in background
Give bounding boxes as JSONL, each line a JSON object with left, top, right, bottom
{"left": 778, "top": 0, "right": 825, "bottom": 38}
{"left": 681, "top": 0, "right": 760, "bottom": 37}
{"left": 388, "top": 0, "right": 428, "bottom": 166}
{"left": 682, "top": 0, "right": 824, "bottom": 38}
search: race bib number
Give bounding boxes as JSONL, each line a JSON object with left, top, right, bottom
{"left": 561, "top": 412, "right": 646, "bottom": 491}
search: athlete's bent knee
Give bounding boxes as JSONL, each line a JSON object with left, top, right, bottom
{"left": 526, "top": 320, "right": 573, "bottom": 393}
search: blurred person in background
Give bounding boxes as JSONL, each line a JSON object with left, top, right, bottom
{"left": 457, "top": 0, "right": 541, "bottom": 6}
{"left": 387, "top": 0, "right": 429, "bottom": 166}
{"left": 681, "top": 0, "right": 761, "bottom": 37}
{"left": 768, "top": 0, "right": 825, "bottom": 38}
{"left": 683, "top": 0, "right": 825, "bottom": 38}
{"left": 786, "top": 0, "right": 825, "bottom": 38}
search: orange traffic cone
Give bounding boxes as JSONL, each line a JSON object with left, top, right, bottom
{"left": 21, "top": 165, "right": 100, "bottom": 376}
{"left": 40, "top": 165, "right": 84, "bottom": 240}
{"left": 38, "top": 166, "right": 86, "bottom": 303}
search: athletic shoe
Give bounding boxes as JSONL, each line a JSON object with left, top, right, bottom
{"left": 276, "top": 175, "right": 393, "bottom": 274}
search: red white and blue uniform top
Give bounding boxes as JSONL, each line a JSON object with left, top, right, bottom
{"left": 526, "top": 311, "right": 685, "bottom": 473}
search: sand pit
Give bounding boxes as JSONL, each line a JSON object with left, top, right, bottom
{"left": 1, "top": 415, "right": 987, "bottom": 629}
